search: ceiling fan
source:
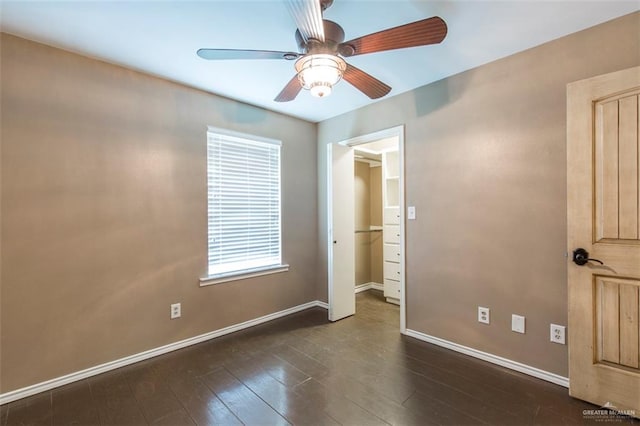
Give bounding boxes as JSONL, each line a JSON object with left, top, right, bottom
{"left": 197, "top": 0, "right": 447, "bottom": 102}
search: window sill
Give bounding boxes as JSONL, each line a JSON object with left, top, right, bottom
{"left": 199, "top": 264, "right": 290, "bottom": 287}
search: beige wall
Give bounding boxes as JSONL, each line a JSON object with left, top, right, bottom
{"left": 369, "top": 166, "right": 383, "bottom": 284}
{"left": 0, "top": 34, "right": 318, "bottom": 393}
{"left": 354, "top": 162, "right": 384, "bottom": 286}
{"left": 354, "top": 161, "right": 371, "bottom": 285}
{"left": 317, "top": 12, "right": 640, "bottom": 377}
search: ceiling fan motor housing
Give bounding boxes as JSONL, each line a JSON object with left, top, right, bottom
{"left": 293, "top": 18, "right": 349, "bottom": 98}
{"left": 295, "top": 20, "right": 347, "bottom": 55}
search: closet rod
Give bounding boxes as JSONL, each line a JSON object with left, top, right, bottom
{"left": 354, "top": 229, "right": 383, "bottom": 234}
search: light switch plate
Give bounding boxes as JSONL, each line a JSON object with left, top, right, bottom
{"left": 511, "top": 314, "right": 525, "bottom": 333}
{"left": 408, "top": 206, "right": 416, "bottom": 220}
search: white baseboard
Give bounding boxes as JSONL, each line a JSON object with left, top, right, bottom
{"left": 0, "top": 300, "right": 329, "bottom": 405}
{"left": 315, "top": 300, "right": 329, "bottom": 309}
{"left": 355, "top": 283, "right": 371, "bottom": 293}
{"left": 404, "top": 329, "right": 569, "bottom": 388}
{"left": 355, "top": 282, "right": 384, "bottom": 294}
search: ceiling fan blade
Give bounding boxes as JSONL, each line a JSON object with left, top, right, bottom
{"left": 342, "top": 63, "right": 391, "bottom": 99}
{"left": 274, "top": 75, "right": 303, "bottom": 102}
{"left": 285, "top": 0, "right": 325, "bottom": 42}
{"left": 197, "top": 49, "right": 300, "bottom": 61}
{"left": 339, "top": 16, "right": 447, "bottom": 57}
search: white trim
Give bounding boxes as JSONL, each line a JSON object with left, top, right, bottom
{"left": 337, "top": 126, "right": 404, "bottom": 147}
{"left": 0, "top": 300, "right": 329, "bottom": 405}
{"left": 397, "top": 127, "right": 406, "bottom": 333}
{"left": 315, "top": 301, "right": 329, "bottom": 309}
{"left": 207, "top": 126, "right": 281, "bottom": 146}
{"left": 355, "top": 283, "right": 372, "bottom": 293}
{"left": 355, "top": 282, "right": 384, "bottom": 293}
{"left": 371, "top": 282, "right": 384, "bottom": 292}
{"left": 404, "top": 329, "right": 569, "bottom": 388}
{"left": 200, "top": 264, "right": 289, "bottom": 286}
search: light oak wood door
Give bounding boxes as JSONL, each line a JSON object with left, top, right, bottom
{"left": 567, "top": 66, "right": 640, "bottom": 416}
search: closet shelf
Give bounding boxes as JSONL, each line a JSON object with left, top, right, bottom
{"left": 355, "top": 229, "right": 383, "bottom": 234}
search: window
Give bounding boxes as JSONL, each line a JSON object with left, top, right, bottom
{"left": 204, "top": 127, "right": 286, "bottom": 283}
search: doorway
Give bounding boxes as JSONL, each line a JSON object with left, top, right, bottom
{"left": 327, "top": 125, "right": 406, "bottom": 332}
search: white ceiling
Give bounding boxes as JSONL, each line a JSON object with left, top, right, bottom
{"left": 1, "top": 1, "right": 638, "bottom": 123}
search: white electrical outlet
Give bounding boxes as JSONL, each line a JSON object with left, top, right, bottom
{"left": 478, "top": 307, "right": 490, "bottom": 324}
{"left": 550, "top": 324, "right": 566, "bottom": 344}
{"left": 171, "top": 303, "right": 181, "bottom": 319}
{"left": 511, "top": 314, "right": 525, "bottom": 334}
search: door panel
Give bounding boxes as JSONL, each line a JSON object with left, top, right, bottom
{"left": 595, "top": 277, "right": 640, "bottom": 369}
{"left": 618, "top": 96, "right": 638, "bottom": 239}
{"left": 619, "top": 283, "right": 640, "bottom": 369}
{"left": 328, "top": 143, "right": 355, "bottom": 321}
{"left": 568, "top": 66, "right": 640, "bottom": 416}
{"left": 595, "top": 94, "right": 640, "bottom": 242}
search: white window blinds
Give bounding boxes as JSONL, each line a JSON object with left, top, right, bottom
{"left": 207, "top": 128, "right": 282, "bottom": 277}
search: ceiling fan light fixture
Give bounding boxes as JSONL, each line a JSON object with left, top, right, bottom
{"left": 309, "top": 81, "right": 332, "bottom": 98}
{"left": 295, "top": 54, "right": 346, "bottom": 98}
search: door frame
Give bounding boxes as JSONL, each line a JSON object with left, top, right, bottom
{"left": 327, "top": 125, "right": 407, "bottom": 333}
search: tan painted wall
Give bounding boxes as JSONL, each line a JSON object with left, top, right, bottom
{"left": 317, "top": 12, "right": 640, "bottom": 377}
{"left": 0, "top": 34, "right": 318, "bottom": 393}
{"left": 369, "top": 166, "right": 383, "bottom": 284}
{"left": 354, "top": 162, "right": 384, "bottom": 286}
{"left": 354, "top": 161, "right": 371, "bottom": 285}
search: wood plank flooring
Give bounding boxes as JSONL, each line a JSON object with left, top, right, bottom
{"left": 2, "top": 290, "right": 637, "bottom": 425}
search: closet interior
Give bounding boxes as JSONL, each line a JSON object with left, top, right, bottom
{"left": 353, "top": 137, "right": 400, "bottom": 305}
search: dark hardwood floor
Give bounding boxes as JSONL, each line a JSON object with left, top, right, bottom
{"left": 2, "top": 290, "right": 637, "bottom": 425}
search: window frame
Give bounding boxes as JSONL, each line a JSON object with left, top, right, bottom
{"left": 200, "top": 126, "right": 288, "bottom": 287}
